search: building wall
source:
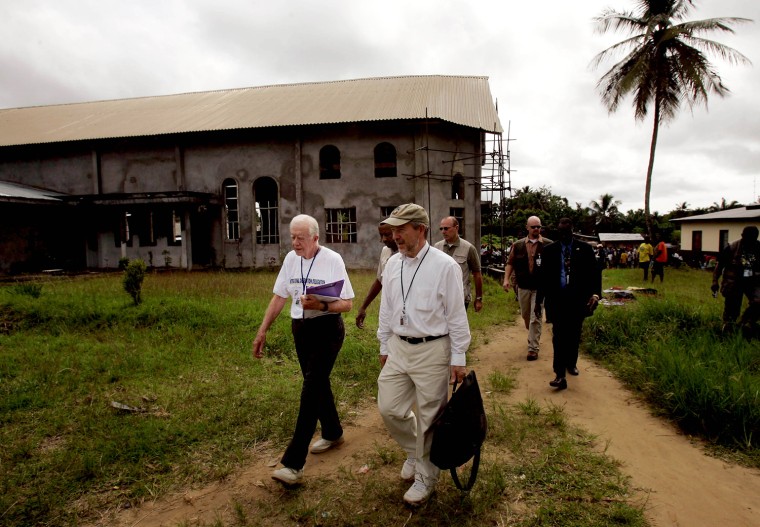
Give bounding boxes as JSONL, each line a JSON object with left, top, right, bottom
{"left": 678, "top": 221, "right": 760, "bottom": 252}
{"left": 0, "top": 120, "right": 483, "bottom": 271}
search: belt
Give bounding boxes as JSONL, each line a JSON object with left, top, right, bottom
{"left": 398, "top": 334, "right": 447, "bottom": 345}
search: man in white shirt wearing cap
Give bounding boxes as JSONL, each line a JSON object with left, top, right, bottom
{"left": 376, "top": 203, "right": 471, "bottom": 505}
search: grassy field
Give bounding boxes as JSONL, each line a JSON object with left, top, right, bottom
{"left": 4, "top": 264, "right": 753, "bottom": 526}
{"left": 591, "top": 265, "right": 760, "bottom": 467}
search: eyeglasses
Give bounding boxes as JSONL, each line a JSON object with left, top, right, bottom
{"left": 529, "top": 225, "right": 542, "bottom": 229}
{"left": 440, "top": 226, "right": 455, "bottom": 231}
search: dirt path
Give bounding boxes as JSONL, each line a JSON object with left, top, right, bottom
{"left": 93, "top": 320, "right": 759, "bottom": 527}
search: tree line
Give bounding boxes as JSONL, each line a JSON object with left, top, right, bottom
{"left": 481, "top": 186, "right": 744, "bottom": 245}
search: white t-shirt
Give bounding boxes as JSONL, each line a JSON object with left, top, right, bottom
{"left": 376, "top": 246, "right": 397, "bottom": 282}
{"left": 273, "top": 246, "right": 355, "bottom": 319}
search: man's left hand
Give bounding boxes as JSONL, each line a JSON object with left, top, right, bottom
{"left": 587, "top": 295, "right": 600, "bottom": 314}
{"left": 474, "top": 298, "right": 483, "bottom": 312}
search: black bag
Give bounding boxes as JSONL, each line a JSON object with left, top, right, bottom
{"left": 430, "top": 370, "right": 487, "bottom": 490}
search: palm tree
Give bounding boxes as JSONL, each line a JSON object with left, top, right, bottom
{"left": 588, "top": 193, "right": 622, "bottom": 232}
{"left": 709, "top": 197, "right": 741, "bottom": 211}
{"left": 592, "top": 0, "right": 751, "bottom": 238}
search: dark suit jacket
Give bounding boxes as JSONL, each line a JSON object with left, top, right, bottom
{"left": 537, "top": 238, "right": 602, "bottom": 321}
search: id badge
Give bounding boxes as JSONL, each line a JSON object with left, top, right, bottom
{"left": 566, "top": 273, "right": 571, "bottom": 286}
{"left": 400, "top": 313, "right": 409, "bottom": 326}
{"left": 744, "top": 269, "right": 753, "bottom": 278}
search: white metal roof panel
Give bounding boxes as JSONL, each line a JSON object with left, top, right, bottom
{"left": 0, "top": 75, "right": 502, "bottom": 147}
{"left": 670, "top": 206, "right": 760, "bottom": 222}
{"left": 0, "top": 181, "right": 67, "bottom": 201}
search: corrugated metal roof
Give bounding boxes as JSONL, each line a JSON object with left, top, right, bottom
{"left": 670, "top": 205, "right": 760, "bottom": 222}
{"left": 0, "top": 75, "right": 502, "bottom": 147}
{"left": 0, "top": 181, "right": 67, "bottom": 202}
{"left": 599, "top": 233, "right": 645, "bottom": 242}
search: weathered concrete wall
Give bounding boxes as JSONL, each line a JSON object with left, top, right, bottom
{"left": 0, "top": 120, "right": 482, "bottom": 272}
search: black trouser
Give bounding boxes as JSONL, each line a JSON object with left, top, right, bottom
{"left": 281, "top": 315, "right": 345, "bottom": 470}
{"left": 549, "top": 296, "right": 585, "bottom": 377}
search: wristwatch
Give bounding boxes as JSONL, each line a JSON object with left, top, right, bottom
{"left": 475, "top": 297, "right": 483, "bottom": 300}
{"left": 320, "top": 301, "right": 329, "bottom": 312}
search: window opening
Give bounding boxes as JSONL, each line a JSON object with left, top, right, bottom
{"left": 450, "top": 207, "right": 465, "bottom": 237}
{"left": 374, "top": 142, "right": 397, "bottom": 178}
{"left": 451, "top": 174, "right": 465, "bottom": 200}
{"left": 223, "top": 179, "right": 240, "bottom": 240}
{"left": 719, "top": 229, "right": 729, "bottom": 250}
{"left": 325, "top": 208, "right": 357, "bottom": 243}
{"left": 319, "top": 145, "right": 341, "bottom": 179}
{"left": 254, "top": 177, "right": 280, "bottom": 244}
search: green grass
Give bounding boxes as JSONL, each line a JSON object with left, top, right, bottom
{"left": 2, "top": 265, "right": 753, "bottom": 525}
{"left": 587, "top": 266, "right": 760, "bottom": 465}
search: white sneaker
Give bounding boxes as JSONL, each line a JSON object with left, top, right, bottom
{"left": 403, "top": 474, "right": 434, "bottom": 505}
{"left": 309, "top": 435, "right": 345, "bottom": 454}
{"left": 272, "top": 467, "right": 303, "bottom": 485}
{"left": 400, "top": 457, "right": 416, "bottom": 481}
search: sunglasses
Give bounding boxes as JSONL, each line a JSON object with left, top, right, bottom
{"left": 439, "top": 226, "right": 456, "bottom": 231}
{"left": 529, "top": 226, "right": 542, "bottom": 229}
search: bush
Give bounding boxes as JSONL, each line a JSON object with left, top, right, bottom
{"left": 10, "top": 283, "right": 43, "bottom": 298}
{"left": 122, "top": 259, "right": 147, "bottom": 305}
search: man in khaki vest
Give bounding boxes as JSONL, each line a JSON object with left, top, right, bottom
{"left": 503, "top": 216, "right": 552, "bottom": 361}
{"left": 435, "top": 216, "right": 483, "bottom": 311}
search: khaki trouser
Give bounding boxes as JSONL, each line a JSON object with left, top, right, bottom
{"left": 518, "top": 287, "right": 543, "bottom": 353}
{"left": 377, "top": 335, "right": 451, "bottom": 486}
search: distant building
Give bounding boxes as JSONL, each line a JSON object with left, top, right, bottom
{"left": 0, "top": 75, "right": 502, "bottom": 273}
{"left": 598, "top": 233, "right": 645, "bottom": 247}
{"left": 670, "top": 204, "right": 760, "bottom": 261}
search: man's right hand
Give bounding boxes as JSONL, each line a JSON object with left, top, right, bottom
{"left": 710, "top": 283, "right": 719, "bottom": 294}
{"left": 355, "top": 309, "right": 367, "bottom": 329}
{"left": 252, "top": 333, "right": 266, "bottom": 359}
{"left": 502, "top": 281, "right": 511, "bottom": 292}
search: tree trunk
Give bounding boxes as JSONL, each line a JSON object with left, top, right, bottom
{"left": 644, "top": 99, "right": 661, "bottom": 240}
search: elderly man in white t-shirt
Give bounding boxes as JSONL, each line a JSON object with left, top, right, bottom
{"left": 253, "top": 214, "right": 354, "bottom": 486}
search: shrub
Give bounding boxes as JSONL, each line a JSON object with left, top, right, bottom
{"left": 122, "top": 259, "right": 147, "bottom": 305}
{"left": 10, "top": 283, "right": 43, "bottom": 298}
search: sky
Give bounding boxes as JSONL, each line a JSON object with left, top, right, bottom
{"left": 1, "top": 0, "right": 758, "bottom": 214}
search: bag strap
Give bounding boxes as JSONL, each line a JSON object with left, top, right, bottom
{"left": 449, "top": 447, "right": 481, "bottom": 491}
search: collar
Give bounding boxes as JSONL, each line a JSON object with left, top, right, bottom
{"left": 404, "top": 241, "right": 430, "bottom": 262}
{"left": 445, "top": 236, "right": 461, "bottom": 248}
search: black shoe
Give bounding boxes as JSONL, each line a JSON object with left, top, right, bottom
{"left": 549, "top": 377, "right": 567, "bottom": 390}
{"left": 527, "top": 351, "right": 539, "bottom": 361}
{"left": 567, "top": 367, "right": 579, "bottom": 376}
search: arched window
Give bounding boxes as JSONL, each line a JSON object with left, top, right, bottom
{"left": 319, "top": 145, "right": 341, "bottom": 179}
{"left": 223, "top": 178, "right": 240, "bottom": 240}
{"left": 374, "top": 142, "right": 397, "bottom": 178}
{"left": 254, "top": 177, "right": 280, "bottom": 244}
{"left": 451, "top": 174, "right": 465, "bottom": 200}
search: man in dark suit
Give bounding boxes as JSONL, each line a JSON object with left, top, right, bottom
{"left": 536, "top": 218, "right": 602, "bottom": 390}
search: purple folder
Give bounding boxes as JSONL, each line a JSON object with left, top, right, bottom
{"left": 305, "top": 279, "right": 344, "bottom": 301}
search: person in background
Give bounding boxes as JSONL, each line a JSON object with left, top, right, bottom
{"left": 503, "top": 216, "right": 552, "bottom": 361}
{"left": 377, "top": 204, "right": 470, "bottom": 505}
{"left": 252, "top": 214, "right": 354, "bottom": 485}
{"left": 651, "top": 234, "right": 668, "bottom": 283}
{"left": 638, "top": 237, "right": 654, "bottom": 281}
{"left": 711, "top": 225, "right": 760, "bottom": 338}
{"left": 536, "top": 218, "right": 602, "bottom": 390}
{"left": 355, "top": 222, "right": 398, "bottom": 328}
{"left": 435, "top": 216, "right": 483, "bottom": 311}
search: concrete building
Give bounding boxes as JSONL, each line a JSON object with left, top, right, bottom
{"left": 0, "top": 75, "right": 502, "bottom": 273}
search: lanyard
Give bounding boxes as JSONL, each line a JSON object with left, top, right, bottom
{"left": 400, "top": 245, "right": 430, "bottom": 315}
{"left": 300, "top": 248, "right": 320, "bottom": 294}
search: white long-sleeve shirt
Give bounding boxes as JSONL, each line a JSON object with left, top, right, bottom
{"left": 377, "top": 243, "right": 471, "bottom": 366}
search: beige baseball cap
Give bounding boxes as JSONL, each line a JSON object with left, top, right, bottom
{"left": 381, "top": 203, "right": 430, "bottom": 227}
